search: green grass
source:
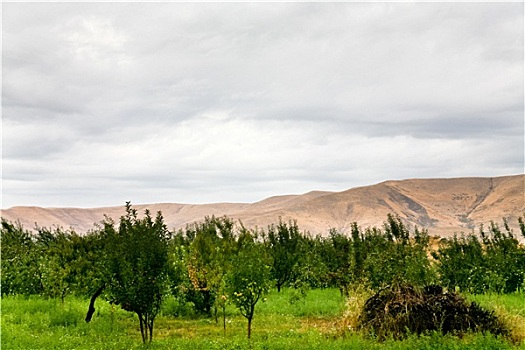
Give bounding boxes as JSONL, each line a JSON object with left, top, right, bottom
{"left": 466, "top": 292, "right": 525, "bottom": 343}
{"left": 258, "top": 288, "right": 346, "bottom": 317}
{"left": 467, "top": 292, "right": 525, "bottom": 317}
{"left": 2, "top": 289, "right": 523, "bottom": 349}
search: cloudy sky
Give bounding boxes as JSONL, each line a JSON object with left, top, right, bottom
{"left": 2, "top": 2, "right": 523, "bottom": 209}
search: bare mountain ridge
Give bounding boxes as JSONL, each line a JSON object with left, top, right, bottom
{"left": 2, "top": 175, "right": 524, "bottom": 238}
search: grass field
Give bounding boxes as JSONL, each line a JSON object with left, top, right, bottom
{"left": 2, "top": 288, "right": 523, "bottom": 349}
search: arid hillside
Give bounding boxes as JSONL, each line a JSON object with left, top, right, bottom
{"left": 2, "top": 175, "right": 524, "bottom": 238}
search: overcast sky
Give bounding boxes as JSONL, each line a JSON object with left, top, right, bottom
{"left": 2, "top": 2, "right": 524, "bottom": 209}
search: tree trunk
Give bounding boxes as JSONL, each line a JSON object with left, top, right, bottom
{"left": 148, "top": 317, "right": 154, "bottom": 343}
{"left": 247, "top": 316, "right": 252, "bottom": 339}
{"left": 61, "top": 288, "right": 66, "bottom": 304}
{"left": 222, "top": 305, "right": 226, "bottom": 334}
{"left": 85, "top": 284, "right": 105, "bottom": 322}
{"left": 203, "top": 290, "right": 212, "bottom": 315}
{"left": 138, "top": 313, "right": 146, "bottom": 344}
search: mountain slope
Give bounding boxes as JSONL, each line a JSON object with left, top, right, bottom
{"left": 2, "top": 175, "right": 523, "bottom": 238}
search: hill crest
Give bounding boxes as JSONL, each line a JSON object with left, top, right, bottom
{"left": 2, "top": 175, "right": 523, "bottom": 238}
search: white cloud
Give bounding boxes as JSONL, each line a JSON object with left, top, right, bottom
{"left": 2, "top": 2, "right": 523, "bottom": 208}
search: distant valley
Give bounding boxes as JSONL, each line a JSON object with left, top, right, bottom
{"left": 2, "top": 174, "right": 524, "bottom": 238}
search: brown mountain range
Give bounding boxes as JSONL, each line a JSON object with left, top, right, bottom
{"left": 2, "top": 175, "right": 524, "bottom": 238}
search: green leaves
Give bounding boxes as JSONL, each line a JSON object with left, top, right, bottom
{"left": 315, "top": 216, "right": 435, "bottom": 293}
{"left": 266, "top": 219, "right": 306, "bottom": 292}
{"left": 434, "top": 219, "right": 525, "bottom": 294}
{"left": 227, "top": 228, "right": 272, "bottom": 338}
{"left": 3, "top": 209, "right": 524, "bottom": 346}
{"left": 178, "top": 216, "right": 235, "bottom": 315}
{"left": 104, "top": 202, "right": 170, "bottom": 343}
{"left": 1, "top": 220, "right": 103, "bottom": 300}
{"left": 1, "top": 220, "right": 42, "bottom": 296}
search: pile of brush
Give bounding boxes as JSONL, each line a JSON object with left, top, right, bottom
{"left": 358, "top": 284, "right": 508, "bottom": 340}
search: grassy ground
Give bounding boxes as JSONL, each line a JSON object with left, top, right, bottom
{"left": 466, "top": 292, "right": 525, "bottom": 343}
{"left": 2, "top": 288, "right": 523, "bottom": 349}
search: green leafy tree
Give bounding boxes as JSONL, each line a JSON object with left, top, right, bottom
{"left": 35, "top": 227, "right": 79, "bottom": 301}
{"left": 183, "top": 216, "right": 235, "bottom": 316}
{"left": 227, "top": 228, "right": 272, "bottom": 339}
{"left": 1, "top": 220, "right": 42, "bottom": 295}
{"left": 104, "top": 203, "right": 170, "bottom": 343}
{"left": 432, "top": 233, "right": 486, "bottom": 293}
{"left": 265, "top": 219, "right": 305, "bottom": 292}
{"left": 433, "top": 218, "right": 525, "bottom": 293}
{"left": 166, "top": 236, "right": 193, "bottom": 315}
{"left": 349, "top": 222, "right": 366, "bottom": 284}
{"left": 481, "top": 220, "right": 525, "bottom": 293}
{"left": 292, "top": 233, "right": 329, "bottom": 290}
{"left": 363, "top": 215, "right": 435, "bottom": 289}
{"left": 74, "top": 228, "right": 109, "bottom": 297}
{"left": 1, "top": 219, "right": 108, "bottom": 299}
{"left": 320, "top": 228, "right": 353, "bottom": 295}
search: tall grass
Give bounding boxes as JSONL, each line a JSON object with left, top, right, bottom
{"left": 2, "top": 289, "right": 523, "bottom": 350}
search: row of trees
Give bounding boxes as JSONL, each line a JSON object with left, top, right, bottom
{"left": 2, "top": 204, "right": 524, "bottom": 342}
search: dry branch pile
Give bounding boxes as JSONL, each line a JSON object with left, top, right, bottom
{"left": 358, "top": 284, "right": 508, "bottom": 340}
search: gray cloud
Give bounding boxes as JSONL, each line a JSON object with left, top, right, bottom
{"left": 2, "top": 2, "right": 523, "bottom": 208}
